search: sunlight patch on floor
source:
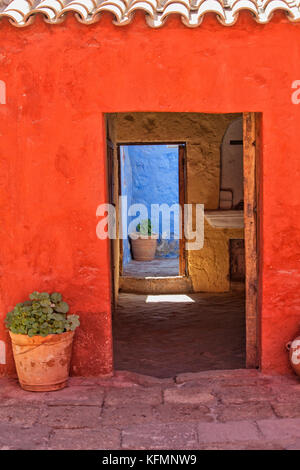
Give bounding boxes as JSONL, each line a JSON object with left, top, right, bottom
{"left": 145, "top": 294, "right": 195, "bottom": 303}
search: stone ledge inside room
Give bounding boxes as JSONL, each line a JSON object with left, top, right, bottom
{"left": 122, "top": 258, "right": 179, "bottom": 278}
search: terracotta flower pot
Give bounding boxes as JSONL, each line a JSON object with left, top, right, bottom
{"left": 286, "top": 336, "right": 300, "bottom": 377}
{"left": 9, "top": 330, "right": 75, "bottom": 392}
{"left": 130, "top": 234, "right": 158, "bottom": 261}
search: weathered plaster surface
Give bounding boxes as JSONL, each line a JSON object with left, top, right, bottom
{"left": 188, "top": 221, "right": 244, "bottom": 292}
{"left": 114, "top": 112, "right": 239, "bottom": 210}
{"left": 0, "top": 14, "right": 300, "bottom": 375}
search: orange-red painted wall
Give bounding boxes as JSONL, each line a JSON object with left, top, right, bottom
{"left": 0, "top": 11, "right": 300, "bottom": 376}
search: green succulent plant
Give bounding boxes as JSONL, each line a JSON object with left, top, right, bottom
{"left": 5, "top": 291, "right": 80, "bottom": 337}
{"left": 136, "top": 218, "right": 153, "bottom": 236}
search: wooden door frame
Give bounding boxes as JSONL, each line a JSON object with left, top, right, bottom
{"left": 117, "top": 144, "right": 123, "bottom": 277}
{"left": 116, "top": 142, "right": 187, "bottom": 278}
{"left": 106, "top": 136, "right": 117, "bottom": 308}
{"left": 108, "top": 116, "right": 261, "bottom": 370}
{"left": 243, "top": 112, "right": 261, "bottom": 369}
{"left": 178, "top": 143, "right": 187, "bottom": 276}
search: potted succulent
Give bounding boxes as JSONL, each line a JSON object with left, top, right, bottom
{"left": 5, "top": 291, "right": 79, "bottom": 392}
{"left": 130, "top": 218, "right": 158, "bottom": 261}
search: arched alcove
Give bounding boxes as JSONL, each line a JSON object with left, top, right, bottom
{"left": 220, "top": 117, "right": 243, "bottom": 209}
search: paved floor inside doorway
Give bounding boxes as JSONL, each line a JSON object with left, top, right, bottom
{"left": 122, "top": 258, "right": 179, "bottom": 277}
{"left": 113, "top": 291, "right": 245, "bottom": 377}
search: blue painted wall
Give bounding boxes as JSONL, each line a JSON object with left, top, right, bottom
{"left": 120, "top": 146, "right": 133, "bottom": 265}
{"left": 120, "top": 144, "right": 179, "bottom": 266}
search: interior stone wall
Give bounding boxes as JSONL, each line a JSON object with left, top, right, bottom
{"left": 108, "top": 112, "right": 244, "bottom": 293}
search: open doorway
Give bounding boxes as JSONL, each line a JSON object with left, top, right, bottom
{"left": 106, "top": 112, "right": 260, "bottom": 378}
{"left": 119, "top": 143, "right": 185, "bottom": 279}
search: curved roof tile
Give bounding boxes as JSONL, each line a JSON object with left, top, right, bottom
{"left": 0, "top": 0, "right": 299, "bottom": 27}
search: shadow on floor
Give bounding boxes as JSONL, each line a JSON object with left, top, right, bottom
{"left": 113, "top": 291, "right": 246, "bottom": 378}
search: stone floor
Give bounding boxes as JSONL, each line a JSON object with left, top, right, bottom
{"left": 1, "top": 370, "right": 300, "bottom": 450}
{"left": 122, "top": 258, "right": 179, "bottom": 277}
{"left": 113, "top": 292, "right": 245, "bottom": 377}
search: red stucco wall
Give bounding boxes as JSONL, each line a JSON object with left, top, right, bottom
{"left": 0, "top": 11, "right": 300, "bottom": 376}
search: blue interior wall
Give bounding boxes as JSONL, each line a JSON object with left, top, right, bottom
{"left": 120, "top": 146, "right": 133, "bottom": 265}
{"left": 120, "top": 144, "right": 179, "bottom": 266}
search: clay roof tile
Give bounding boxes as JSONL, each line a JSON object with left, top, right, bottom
{"left": 0, "top": 0, "right": 299, "bottom": 26}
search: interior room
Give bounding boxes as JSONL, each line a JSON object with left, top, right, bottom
{"left": 106, "top": 112, "right": 246, "bottom": 378}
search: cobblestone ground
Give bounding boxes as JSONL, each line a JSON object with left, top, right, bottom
{"left": 1, "top": 369, "right": 300, "bottom": 450}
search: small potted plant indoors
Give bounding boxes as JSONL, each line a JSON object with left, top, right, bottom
{"left": 130, "top": 218, "right": 158, "bottom": 261}
{"left": 5, "top": 291, "right": 79, "bottom": 392}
